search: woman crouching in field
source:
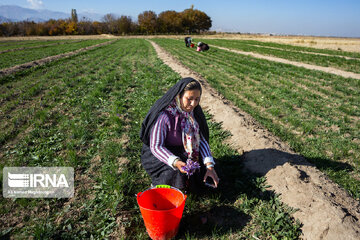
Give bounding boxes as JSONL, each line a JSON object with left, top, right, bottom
{"left": 140, "top": 77, "right": 219, "bottom": 192}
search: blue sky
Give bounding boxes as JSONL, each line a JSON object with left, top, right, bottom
{"left": 1, "top": 0, "right": 360, "bottom": 37}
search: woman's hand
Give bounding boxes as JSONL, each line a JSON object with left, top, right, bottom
{"left": 203, "top": 166, "right": 220, "bottom": 188}
{"left": 174, "top": 160, "right": 187, "bottom": 174}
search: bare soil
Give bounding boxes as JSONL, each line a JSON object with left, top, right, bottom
{"left": 149, "top": 40, "right": 360, "bottom": 240}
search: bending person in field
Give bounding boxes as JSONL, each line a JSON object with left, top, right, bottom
{"left": 184, "top": 37, "right": 192, "bottom": 47}
{"left": 197, "top": 42, "right": 210, "bottom": 51}
{"left": 140, "top": 77, "right": 219, "bottom": 192}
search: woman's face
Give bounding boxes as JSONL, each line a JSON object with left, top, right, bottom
{"left": 180, "top": 90, "right": 201, "bottom": 113}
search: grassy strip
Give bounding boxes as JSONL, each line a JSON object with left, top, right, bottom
{"left": 0, "top": 40, "right": 68, "bottom": 46}
{"left": 152, "top": 38, "right": 360, "bottom": 199}
{"left": 223, "top": 39, "right": 360, "bottom": 59}
{"left": 0, "top": 40, "right": 79, "bottom": 51}
{"left": 0, "top": 39, "right": 111, "bottom": 69}
{"left": 0, "top": 40, "right": 63, "bottom": 48}
{"left": 0, "top": 40, "right": 42, "bottom": 45}
{"left": 0, "top": 38, "right": 301, "bottom": 239}
{"left": 195, "top": 38, "right": 360, "bottom": 74}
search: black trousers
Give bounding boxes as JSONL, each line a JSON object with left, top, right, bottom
{"left": 141, "top": 144, "right": 205, "bottom": 192}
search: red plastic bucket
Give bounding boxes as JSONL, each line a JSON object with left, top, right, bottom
{"left": 137, "top": 185, "right": 187, "bottom": 240}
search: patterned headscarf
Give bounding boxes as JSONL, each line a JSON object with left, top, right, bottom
{"left": 165, "top": 95, "right": 200, "bottom": 161}
{"left": 140, "top": 77, "right": 209, "bottom": 147}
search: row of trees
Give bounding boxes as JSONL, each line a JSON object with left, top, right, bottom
{"left": 0, "top": 6, "right": 212, "bottom": 36}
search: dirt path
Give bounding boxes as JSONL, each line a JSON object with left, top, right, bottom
{"left": 148, "top": 40, "right": 360, "bottom": 240}
{"left": 242, "top": 43, "right": 359, "bottom": 60}
{"left": 212, "top": 45, "right": 360, "bottom": 80}
{"left": 0, "top": 40, "right": 116, "bottom": 77}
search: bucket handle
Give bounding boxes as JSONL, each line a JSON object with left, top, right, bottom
{"left": 154, "top": 184, "right": 171, "bottom": 189}
{"left": 136, "top": 185, "right": 170, "bottom": 197}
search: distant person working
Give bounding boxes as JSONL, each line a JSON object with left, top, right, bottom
{"left": 197, "top": 42, "right": 209, "bottom": 51}
{"left": 185, "top": 37, "right": 192, "bottom": 47}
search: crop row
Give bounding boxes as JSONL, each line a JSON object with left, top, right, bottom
{"left": 0, "top": 39, "right": 67, "bottom": 45}
{"left": 0, "top": 39, "right": 63, "bottom": 47}
{"left": 219, "top": 39, "right": 360, "bottom": 58}
{"left": 0, "top": 39, "right": 111, "bottom": 69}
{"left": 195, "top": 38, "right": 360, "bottom": 74}
{"left": 152, "top": 38, "right": 360, "bottom": 199}
{"left": 0, "top": 39, "right": 82, "bottom": 52}
{"left": 0, "top": 39, "right": 301, "bottom": 239}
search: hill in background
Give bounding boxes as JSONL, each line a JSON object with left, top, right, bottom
{"left": 0, "top": 5, "right": 102, "bottom": 23}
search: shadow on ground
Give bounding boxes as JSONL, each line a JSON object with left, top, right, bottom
{"left": 175, "top": 148, "right": 352, "bottom": 239}
{"left": 178, "top": 205, "right": 250, "bottom": 238}
{"left": 242, "top": 148, "right": 354, "bottom": 176}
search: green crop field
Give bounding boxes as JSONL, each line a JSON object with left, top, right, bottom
{"left": 0, "top": 40, "right": 81, "bottom": 52}
{"left": 0, "top": 38, "right": 301, "bottom": 239}
{"left": 205, "top": 39, "right": 360, "bottom": 58}
{"left": 0, "top": 39, "right": 111, "bottom": 69}
{"left": 152, "top": 38, "right": 360, "bottom": 200}
{"left": 195, "top": 38, "right": 360, "bottom": 74}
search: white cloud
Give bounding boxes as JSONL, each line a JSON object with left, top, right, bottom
{"left": 27, "top": 0, "right": 44, "bottom": 9}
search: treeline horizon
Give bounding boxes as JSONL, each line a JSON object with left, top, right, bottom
{"left": 0, "top": 6, "right": 212, "bottom": 37}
